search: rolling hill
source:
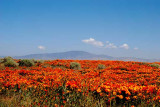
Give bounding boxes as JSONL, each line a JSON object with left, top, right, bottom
{"left": 14, "top": 51, "right": 113, "bottom": 60}
{"left": 11, "top": 51, "right": 160, "bottom": 62}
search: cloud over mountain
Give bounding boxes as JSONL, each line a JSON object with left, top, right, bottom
{"left": 82, "top": 38, "right": 139, "bottom": 50}
{"left": 82, "top": 38, "right": 104, "bottom": 47}
{"left": 38, "top": 46, "right": 45, "bottom": 50}
{"left": 120, "top": 44, "right": 129, "bottom": 50}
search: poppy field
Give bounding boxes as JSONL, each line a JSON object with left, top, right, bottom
{"left": 0, "top": 59, "right": 160, "bottom": 107}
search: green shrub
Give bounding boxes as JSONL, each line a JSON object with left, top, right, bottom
{"left": 34, "top": 60, "right": 44, "bottom": 64}
{"left": 3, "top": 56, "right": 13, "bottom": 62}
{"left": 35, "top": 60, "right": 44, "bottom": 66}
{"left": 70, "top": 62, "right": 81, "bottom": 70}
{"left": 0, "top": 58, "right": 3, "bottom": 63}
{"left": 19, "top": 59, "right": 35, "bottom": 67}
{"left": 3, "top": 56, "right": 18, "bottom": 67}
{"left": 97, "top": 64, "right": 106, "bottom": 69}
{"left": 4, "top": 60, "right": 18, "bottom": 67}
{"left": 150, "top": 63, "right": 160, "bottom": 69}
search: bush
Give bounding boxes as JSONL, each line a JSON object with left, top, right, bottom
{"left": 150, "top": 63, "right": 160, "bottom": 69}
{"left": 97, "top": 64, "right": 106, "bottom": 69}
{"left": 34, "top": 60, "right": 44, "bottom": 64}
{"left": 3, "top": 56, "right": 13, "bottom": 62}
{"left": 4, "top": 60, "right": 19, "bottom": 67}
{"left": 19, "top": 59, "right": 35, "bottom": 67}
{"left": 35, "top": 60, "right": 44, "bottom": 66}
{"left": 0, "top": 58, "right": 3, "bottom": 63}
{"left": 70, "top": 62, "right": 81, "bottom": 70}
{"left": 3, "top": 56, "right": 18, "bottom": 67}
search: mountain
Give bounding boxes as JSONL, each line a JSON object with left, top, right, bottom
{"left": 14, "top": 51, "right": 113, "bottom": 60}
{"left": 10, "top": 51, "right": 160, "bottom": 62}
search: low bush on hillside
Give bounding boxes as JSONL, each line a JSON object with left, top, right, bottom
{"left": 3, "top": 56, "right": 18, "bottom": 67}
{"left": 70, "top": 62, "right": 81, "bottom": 70}
{"left": 35, "top": 60, "right": 44, "bottom": 64}
{"left": 97, "top": 64, "right": 106, "bottom": 69}
{"left": 19, "top": 59, "right": 35, "bottom": 67}
{"left": 3, "top": 56, "right": 13, "bottom": 62}
{"left": 150, "top": 63, "right": 160, "bottom": 68}
{"left": 34, "top": 60, "right": 44, "bottom": 66}
{"left": 0, "top": 58, "right": 3, "bottom": 63}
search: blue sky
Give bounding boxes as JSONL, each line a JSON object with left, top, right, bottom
{"left": 0, "top": 0, "right": 160, "bottom": 59}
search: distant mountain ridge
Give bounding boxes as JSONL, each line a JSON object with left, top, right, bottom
{"left": 14, "top": 51, "right": 113, "bottom": 60}
{"left": 9, "top": 51, "right": 160, "bottom": 62}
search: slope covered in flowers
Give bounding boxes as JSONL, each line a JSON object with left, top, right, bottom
{"left": 0, "top": 60, "right": 160, "bottom": 106}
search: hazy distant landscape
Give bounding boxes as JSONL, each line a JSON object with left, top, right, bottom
{"left": 8, "top": 51, "right": 160, "bottom": 62}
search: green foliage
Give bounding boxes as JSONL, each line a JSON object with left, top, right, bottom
{"left": 4, "top": 60, "right": 19, "bottom": 67}
{"left": 19, "top": 59, "right": 35, "bottom": 67}
{"left": 97, "top": 64, "right": 106, "bottom": 69}
{"left": 150, "top": 63, "right": 160, "bottom": 69}
{"left": 70, "top": 62, "right": 81, "bottom": 70}
{"left": 34, "top": 59, "right": 44, "bottom": 66}
{"left": 35, "top": 60, "right": 44, "bottom": 64}
{"left": 0, "top": 58, "right": 3, "bottom": 63}
{"left": 3, "top": 56, "right": 13, "bottom": 62}
{"left": 3, "top": 56, "right": 18, "bottom": 67}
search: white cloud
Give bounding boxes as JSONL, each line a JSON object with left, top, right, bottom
{"left": 120, "top": 44, "right": 129, "bottom": 50}
{"left": 82, "top": 38, "right": 104, "bottom": 47}
{"left": 82, "top": 38, "right": 135, "bottom": 50}
{"left": 134, "top": 47, "right": 139, "bottom": 50}
{"left": 105, "top": 41, "right": 117, "bottom": 49}
{"left": 38, "top": 46, "right": 45, "bottom": 50}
